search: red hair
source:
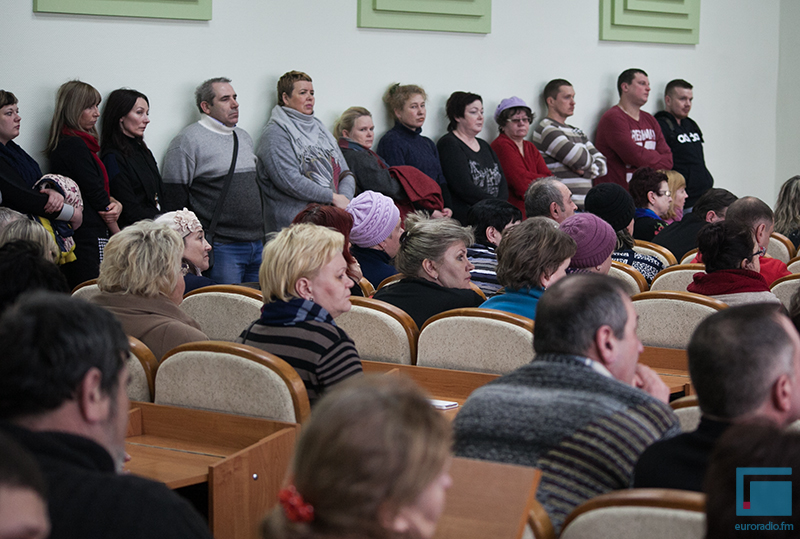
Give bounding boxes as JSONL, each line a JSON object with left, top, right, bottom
{"left": 292, "top": 204, "right": 358, "bottom": 276}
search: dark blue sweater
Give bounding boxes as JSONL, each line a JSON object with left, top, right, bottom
{"left": 351, "top": 244, "right": 398, "bottom": 288}
{"left": 376, "top": 122, "right": 452, "bottom": 207}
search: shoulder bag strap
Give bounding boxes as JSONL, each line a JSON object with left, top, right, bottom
{"left": 206, "top": 131, "right": 238, "bottom": 243}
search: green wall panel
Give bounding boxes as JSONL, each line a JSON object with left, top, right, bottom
{"left": 600, "top": 0, "right": 699, "bottom": 45}
{"left": 358, "top": 0, "right": 491, "bottom": 34}
{"left": 33, "top": 0, "right": 212, "bottom": 21}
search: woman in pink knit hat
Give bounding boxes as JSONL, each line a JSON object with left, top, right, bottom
{"left": 346, "top": 191, "right": 402, "bottom": 287}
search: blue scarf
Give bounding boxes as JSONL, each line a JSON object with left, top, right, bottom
{"left": 0, "top": 141, "right": 42, "bottom": 188}
{"left": 635, "top": 207, "right": 662, "bottom": 221}
{"left": 259, "top": 297, "right": 335, "bottom": 326}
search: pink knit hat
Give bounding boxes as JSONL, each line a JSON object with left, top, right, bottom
{"left": 346, "top": 191, "right": 400, "bottom": 247}
{"left": 559, "top": 213, "right": 616, "bottom": 268}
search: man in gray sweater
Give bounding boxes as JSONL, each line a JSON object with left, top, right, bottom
{"left": 162, "top": 77, "right": 262, "bottom": 285}
{"left": 454, "top": 274, "right": 679, "bottom": 533}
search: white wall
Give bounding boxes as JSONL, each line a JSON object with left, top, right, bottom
{"left": 776, "top": 0, "right": 800, "bottom": 197}
{"left": 3, "top": 0, "right": 787, "bottom": 204}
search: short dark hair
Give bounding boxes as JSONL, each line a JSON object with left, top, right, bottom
{"left": 689, "top": 304, "right": 794, "bottom": 419}
{"left": 725, "top": 197, "right": 774, "bottom": 229}
{"left": 665, "top": 79, "right": 693, "bottom": 97}
{"left": 0, "top": 431, "right": 47, "bottom": 498}
{"left": 0, "top": 240, "right": 69, "bottom": 314}
{"left": 534, "top": 274, "right": 628, "bottom": 356}
{"left": 617, "top": 68, "right": 648, "bottom": 96}
{"left": 0, "top": 90, "right": 18, "bottom": 109}
{"left": 0, "top": 292, "right": 128, "bottom": 420}
{"left": 445, "top": 91, "right": 482, "bottom": 132}
{"left": 466, "top": 199, "right": 522, "bottom": 246}
{"left": 692, "top": 188, "right": 737, "bottom": 220}
{"left": 524, "top": 177, "right": 565, "bottom": 218}
{"left": 705, "top": 422, "right": 800, "bottom": 539}
{"left": 195, "top": 77, "right": 231, "bottom": 113}
{"left": 496, "top": 217, "right": 575, "bottom": 290}
{"left": 628, "top": 167, "right": 668, "bottom": 208}
{"left": 100, "top": 88, "right": 149, "bottom": 156}
{"left": 543, "top": 79, "right": 572, "bottom": 103}
{"left": 277, "top": 71, "right": 312, "bottom": 107}
{"left": 496, "top": 106, "right": 533, "bottom": 134}
{"left": 696, "top": 221, "right": 756, "bottom": 273}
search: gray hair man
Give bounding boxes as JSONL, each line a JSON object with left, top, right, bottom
{"left": 523, "top": 177, "right": 577, "bottom": 223}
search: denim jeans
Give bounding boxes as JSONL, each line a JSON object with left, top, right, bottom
{"left": 204, "top": 240, "right": 263, "bottom": 285}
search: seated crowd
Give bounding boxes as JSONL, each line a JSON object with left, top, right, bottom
{"left": 4, "top": 66, "right": 800, "bottom": 539}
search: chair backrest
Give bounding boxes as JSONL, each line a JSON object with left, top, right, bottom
{"left": 376, "top": 273, "right": 403, "bottom": 291}
{"left": 417, "top": 308, "right": 534, "bottom": 374}
{"left": 680, "top": 248, "right": 699, "bottom": 265}
{"left": 634, "top": 240, "right": 678, "bottom": 267}
{"left": 180, "top": 285, "right": 263, "bottom": 341}
{"left": 72, "top": 278, "right": 100, "bottom": 301}
{"left": 559, "top": 489, "right": 706, "bottom": 539}
{"left": 632, "top": 291, "right": 727, "bottom": 349}
{"left": 334, "top": 297, "right": 419, "bottom": 365}
{"left": 608, "top": 261, "right": 649, "bottom": 295}
{"left": 649, "top": 264, "right": 706, "bottom": 292}
{"left": 126, "top": 336, "right": 157, "bottom": 402}
{"left": 787, "top": 255, "right": 800, "bottom": 274}
{"left": 357, "top": 277, "right": 375, "bottom": 297}
{"left": 770, "top": 273, "right": 800, "bottom": 309}
{"left": 768, "top": 232, "right": 796, "bottom": 264}
{"left": 155, "top": 341, "right": 311, "bottom": 423}
{"left": 670, "top": 395, "right": 701, "bottom": 432}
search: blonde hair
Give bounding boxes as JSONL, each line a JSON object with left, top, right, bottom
{"left": 659, "top": 169, "right": 686, "bottom": 221}
{"left": 259, "top": 224, "right": 344, "bottom": 303}
{"left": 382, "top": 83, "right": 427, "bottom": 114}
{"left": 97, "top": 221, "right": 183, "bottom": 298}
{"left": 261, "top": 376, "right": 452, "bottom": 539}
{"left": 46, "top": 80, "right": 102, "bottom": 155}
{"left": 394, "top": 212, "right": 474, "bottom": 278}
{"left": 0, "top": 220, "right": 59, "bottom": 263}
{"left": 775, "top": 175, "right": 800, "bottom": 236}
{"left": 333, "top": 106, "right": 371, "bottom": 139}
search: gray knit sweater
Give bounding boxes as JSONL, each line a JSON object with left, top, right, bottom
{"left": 161, "top": 115, "right": 262, "bottom": 244}
{"left": 453, "top": 353, "right": 679, "bottom": 533}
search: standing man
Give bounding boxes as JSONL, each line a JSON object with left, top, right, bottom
{"left": 595, "top": 68, "right": 673, "bottom": 189}
{"left": 162, "top": 77, "right": 263, "bottom": 285}
{"left": 655, "top": 79, "right": 714, "bottom": 209}
{"left": 532, "top": 79, "right": 607, "bottom": 209}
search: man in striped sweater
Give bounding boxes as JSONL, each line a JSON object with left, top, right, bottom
{"left": 532, "top": 79, "right": 607, "bottom": 209}
{"left": 454, "top": 274, "right": 679, "bottom": 533}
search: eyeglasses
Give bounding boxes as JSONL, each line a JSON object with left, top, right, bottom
{"left": 508, "top": 117, "right": 532, "bottom": 125}
{"left": 657, "top": 190, "right": 671, "bottom": 197}
{"left": 752, "top": 247, "right": 767, "bottom": 258}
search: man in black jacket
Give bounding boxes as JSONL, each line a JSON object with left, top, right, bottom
{"left": 0, "top": 293, "right": 213, "bottom": 539}
{"left": 655, "top": 79, "right": 714, "bottom": 209}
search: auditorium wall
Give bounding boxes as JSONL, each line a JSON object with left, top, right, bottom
{"left": 4, "top": 0, "right": 793, "bottom": 205}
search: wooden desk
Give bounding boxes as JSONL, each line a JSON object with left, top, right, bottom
{"left": 436, "top": 458, "right": 541, "bottom": 539}
{"left": 125, "top": 403, "right": 299, "bottom": 539}
{"left": 639, "top": 346, "right": 692, "bottom": 395}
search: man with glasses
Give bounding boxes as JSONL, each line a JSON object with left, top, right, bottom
{"left": 533, "top": 79, "right": 607, "bottom": 209}
{"left": 595, "top": 69, "right": 673, "bottom": 189}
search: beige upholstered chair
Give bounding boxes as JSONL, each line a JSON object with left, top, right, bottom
{"left": 558, "top": 489, "right": 706, "bottom": 539}
{"left": 334, "top": 297, "right": 419, "bottom": 365}
{"left": 357, "top": 277, "right": 375, "bottom": 297}
{"left": 416, "top": 308, "right": 534, "bottom": 374}
{"left": 633, "top": 240, "right": 678, "bottom": 267}
{"left": 631, "top": 291, "right": 727, "bottom": 349}
{"left": 670, "top": 395, "right": 701, "bottom": 433}
{"left": 770, "top": 273, "right": 800, "bottom": 309}
{"left": 126, "top": 336, "right": 157, "bottom": 402}
{"left": 608, "top": 261, "right": 648, "bottom": 295}
{"left": 787, "top": 255, "right": 800, "bottom": 274}
{"left": 680, "top": 248, "right": 699, "bottom": 265}
{"left": 71, "top": 278, "right": 100, "bottom": 301}
{"left": 180, "top": 285, "right": 263, "bottom": 342}
{"left": 649, "top": 264, "right": 706, "bottom": 292}
{"left": 768, "top": 232, "right": 796, "bottom": 264}
{"left": 155, "top": 341, "right": 311, "bottom": 423}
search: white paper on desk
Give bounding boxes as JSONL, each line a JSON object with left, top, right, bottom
{"left": 429, "top": 399, "right": 458, "bottom": 410}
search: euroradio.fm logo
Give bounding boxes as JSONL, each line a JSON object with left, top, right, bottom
{"left": 736, "top": 467, "right": 792, "bottom": 516}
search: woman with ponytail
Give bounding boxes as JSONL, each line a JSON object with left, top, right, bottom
{"left": 261, "top": 376, "right": 453, "bottom": 539}
{"left": 687, "top": 221, "right": 780, "bottom": 306}
{"left": 47, "top": 80, "right": 122, "bottom": 287}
